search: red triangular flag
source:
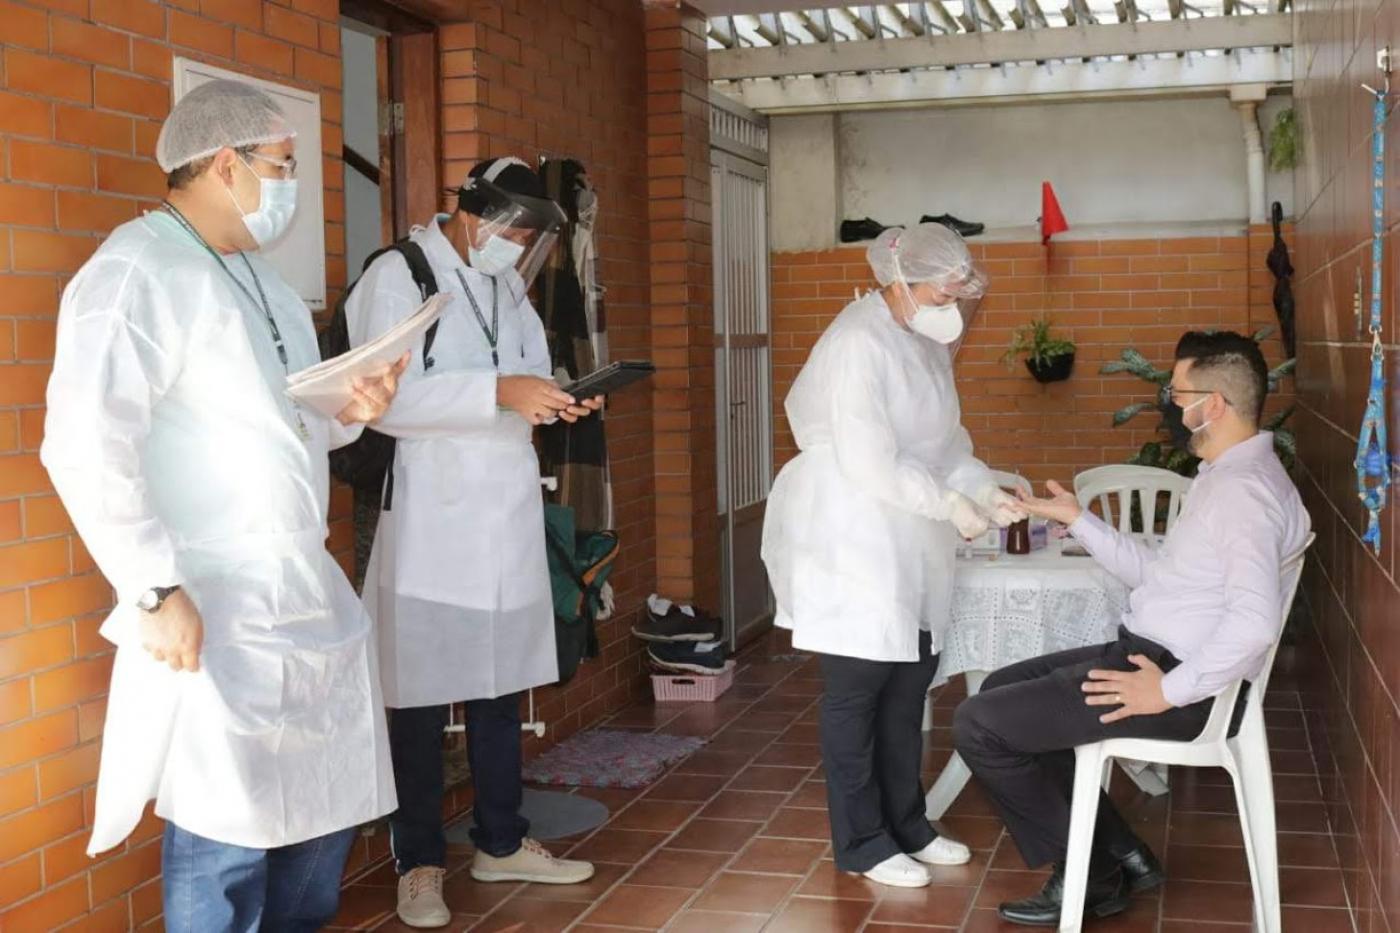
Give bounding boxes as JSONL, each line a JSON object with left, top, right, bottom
{"left": 1041, "top": 181, "right": 1069, "bottom": 244}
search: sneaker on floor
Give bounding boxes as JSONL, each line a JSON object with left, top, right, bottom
{"left": 396, "top": 866, "right": 450, "bottom": 929}
{"left": 910, "top": 835, "right": 972, "bottom": 866}
{"left": 633, "top": 594, "right": 724, "bottom": 642}
{"left": 862, "top": 852, "right": 932, "bottom": 888}
{"left": 646, "top": 640, "right": 727, "bottom": 674}
{"left": 470, "top": 838, "right": 595, "bottom": 885}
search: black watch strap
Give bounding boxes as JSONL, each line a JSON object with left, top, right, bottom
{"left": 139, "top": 584, "right": 181, "bottom": 612}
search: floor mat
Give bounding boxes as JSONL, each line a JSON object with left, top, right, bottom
{"left": 444, "top": 788, "right": 610, "bottom": 843}
{"left": 521, "top": 729, "right": 707, "bottom": 788}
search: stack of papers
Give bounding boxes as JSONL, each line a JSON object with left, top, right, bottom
{"left": 286, "top": 293, "right": 449, "bottom": 417}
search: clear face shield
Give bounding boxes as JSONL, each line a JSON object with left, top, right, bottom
{"left": 879, "top": 226, "right": 988, "bottom": 355}
{"left": 459, "top": 177, "right": 567, "bottom": 297}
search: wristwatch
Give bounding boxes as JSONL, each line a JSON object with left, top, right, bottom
{"left": 136, "top": 585, "right": 181, "bottom": 613}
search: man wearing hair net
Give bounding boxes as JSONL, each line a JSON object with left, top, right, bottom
{"left": 40, "top": 79, "right": 406, "bottom": 930}
{"left": 762, "top": 223, "right": 1024, "bottom": 889}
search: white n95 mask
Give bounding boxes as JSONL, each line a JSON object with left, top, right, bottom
{"left": 228, "top": 159, "right": 298, "bottom": 248}
{"left": 909, "top": 302, "right": 964, "bottom": 344}
{"left": 470, "top": 235, "right": 526, "bottom": 277}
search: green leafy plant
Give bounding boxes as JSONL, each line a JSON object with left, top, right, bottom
{"left": 1001, "top": 315, "right": 1076, "bottom": 370}
{"left": 1100, "top": 326, "right": 1297, "bottom": 477}
{"left": 1268, "top": 108, "right": 1300, "bottom": 172}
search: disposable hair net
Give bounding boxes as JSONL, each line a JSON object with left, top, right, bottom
{"left": 156, "top": 79, "right": 296, "bottom": 173}
{"left": 865, "top": 224, "right": 988, "bottom": 300}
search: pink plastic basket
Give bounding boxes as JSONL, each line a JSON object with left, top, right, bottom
{"left": 650, "top": 661, "right": 736, "bottom": 703}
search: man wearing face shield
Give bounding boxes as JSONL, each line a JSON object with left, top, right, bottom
{"left": 344, "top": 157, "right": 602, "bottom": 929}
{"left": 761, "top": 224, "right": 1025, "bottom": 889}
{"left": 40, "top": 79, "right": 406, "bottom": 929}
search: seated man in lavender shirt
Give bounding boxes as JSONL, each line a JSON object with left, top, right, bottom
{"left": 953, "top": 331, "right": 1310, "bottom": 927}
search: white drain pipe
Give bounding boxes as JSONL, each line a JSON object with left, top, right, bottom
{"left": 1231, "top": 84, "right": 1269, "bottom": 225}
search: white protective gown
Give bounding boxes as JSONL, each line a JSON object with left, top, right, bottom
{"left": 40, "top": 212, "right": 397, "bottom": 855}
{"left": 762, "top": 291, "right": 997, "bottom": 663}
{"left": 345, "top": 217, "right": 558, "bottom": 708}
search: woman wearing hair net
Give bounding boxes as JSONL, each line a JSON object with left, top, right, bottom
{"left": 762, "top": 224, "right": 1024, "bottom": 888}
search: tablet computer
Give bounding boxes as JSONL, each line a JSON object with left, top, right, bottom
{"left": 562, "top": 360, "right": 655, "bottom": 398}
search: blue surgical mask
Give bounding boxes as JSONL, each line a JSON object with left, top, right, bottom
{"left": 228, "top": 158, "right": 298, "bottom": 248}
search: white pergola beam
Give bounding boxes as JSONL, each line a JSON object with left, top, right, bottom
{"left": 717, "top": 49, "right": 1292, "bottom": 111}
{"left": 708, "top": 13, "right": 1292, "bottom": 79}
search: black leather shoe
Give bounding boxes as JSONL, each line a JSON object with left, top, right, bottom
{"left": 839, "top": 217, "right": 890, "bottom": 242}
{"left": 997, "top": 864, "right": 1131, "bottom": 927}
{"left": 1117, "top": 845, "right": 1165, "bottom": 893}
{"left": 920, "top": 213, "right": 985, "bottom": 237}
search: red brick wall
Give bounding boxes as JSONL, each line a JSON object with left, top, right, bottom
{"left": 645, "top": 2, "right": 720, "bottom": 609}
{"left": 0, "top": 2, "right": 345, "bottom": 928}
{"left": 1293, "top": 0, "right": 1400, "bottom": 927}
{"left": 771, "top": 231, "right": 1293, "bottom": 488}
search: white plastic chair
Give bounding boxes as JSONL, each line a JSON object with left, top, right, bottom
{"left": 1073, "top": 465, "right": 1192, "bottom": 542}
{"left": 1057, "top": 533, "right": 1314, "bottom": 933}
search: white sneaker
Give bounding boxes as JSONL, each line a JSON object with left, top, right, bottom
{"left": 396, "top": 866, "right": 450, "bottom": 929}
{"left": 910, "top": 835, "right": 972, "bottom": 866}
{"left": 469, "top": 837, "right": 595, "bottom": 885}
{"left": 862, "top": 853, "right": 932, "bottom": 888}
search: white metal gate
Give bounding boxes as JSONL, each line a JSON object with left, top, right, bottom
{"left": 711, "top": 92, "right": 773, "bottom": 650}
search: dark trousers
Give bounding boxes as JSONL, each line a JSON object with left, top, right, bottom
{"left": 819, "top": 630, "right": 940, "bottom": 872}
{"left": 952, "top": 627, "right": 1213, "bottom": 869}
{"left": 388, "top": 693, "right": 531, "bottom": 873}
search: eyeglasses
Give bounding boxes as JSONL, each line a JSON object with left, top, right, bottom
{"left": 1158, "top": 384, "right": 1230, "bottom": 407}
{"left": 244, "top": 151, "right": 297, "bottom": 179}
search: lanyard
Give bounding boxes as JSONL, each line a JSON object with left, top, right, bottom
{"left": 1355, "top": 85, "right": 1392, "bottom": 554}
{"left": 161, "top": 203, "right": 311, "bottom": 440}
{"left": 455, "top": 269, "right": 500, "bottom": 368}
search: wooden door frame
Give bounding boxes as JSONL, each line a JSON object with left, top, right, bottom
{"left": 340, "top": 0, "right": 441, "bottom": 240}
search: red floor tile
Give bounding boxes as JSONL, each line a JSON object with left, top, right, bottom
{"left": 729, "top": 836, "right": 828, "bottom": 874}
{"left": 665, "top": 909, "right": 769, "bottom": 933}
{"left": 626, "top": 848, "right": 729, "bottom": 889}
{"left": 689, "top": 870, "right": 798, "bottom": 913}
{"left": 667, "top": 817, "right": 763, "bottom": 852}
{"left": 766, "top": 895, "right": 874, "bottom": 932}
{"left": 869, "top": 883, "right": 977, "bottom": 927}
{"left": 578, "top": 884, "right": 693, "bottom": 929}
{"left": 698, "top": 790, "right": 788, "bottom": 822}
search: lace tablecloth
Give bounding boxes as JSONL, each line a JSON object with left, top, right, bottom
{"left": 935, "top": 541, "right": 1131, "bottom": 688}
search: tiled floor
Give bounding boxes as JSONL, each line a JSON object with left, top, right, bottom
{"left": 329, "top": 639, "right": 1352, "bottom": 932}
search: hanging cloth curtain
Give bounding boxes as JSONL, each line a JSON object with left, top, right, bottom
{"left": 1356, "top": 86, "right": 1391, "bottom": 554}
{"left": 537, "top": 158, "right": 612, "bottom": 532}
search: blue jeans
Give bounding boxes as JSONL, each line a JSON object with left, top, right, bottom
{"left": 161, "top": 821, "right": 357, "bottom": 933}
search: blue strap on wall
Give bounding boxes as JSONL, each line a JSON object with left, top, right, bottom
{"left": 1356, "top": 81, "right": 1391, "bottom": 554}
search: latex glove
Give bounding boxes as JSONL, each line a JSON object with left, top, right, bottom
{"left": 943, "top": 490, "right": 991, "bottom": 539}
{"left": 975, "top": 485, "right": 1028, "bottom": 528}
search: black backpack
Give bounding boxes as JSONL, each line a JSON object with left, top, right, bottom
{"left": 320, "top": 239, "right": 440, "bottom": 509}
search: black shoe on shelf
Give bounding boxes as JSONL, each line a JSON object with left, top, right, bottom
{"left": 839, "top": 217, "right": 890, "bottom": 243}
{"left": 632, "top": 595, "right": 724, "bottom": 643}
{"left": 920, "top": 213, "right": 985, "bottom": 238}
{"left": 646, "top": 641, "right": 728, "bottom": 675}
{"left": 997, "top": 863, "right": 1130, "bottom": 927}
{"left": 1117, "top": 844, "right": 1164, "bottom": 894}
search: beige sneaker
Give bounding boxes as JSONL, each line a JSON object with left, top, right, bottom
{"left": 469, "top": 838, "right": 595, "bottom": 884}
{"left": 396, "top": 866, "right": 450, "bottom": 929}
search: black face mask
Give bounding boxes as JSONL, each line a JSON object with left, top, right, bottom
{"left": 1162, "top": 401, "right": 1193, "bottom": 452}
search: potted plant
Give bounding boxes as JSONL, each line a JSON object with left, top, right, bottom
{"left": 1002, "top": 315, "right": 1077, "bottom": 383}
